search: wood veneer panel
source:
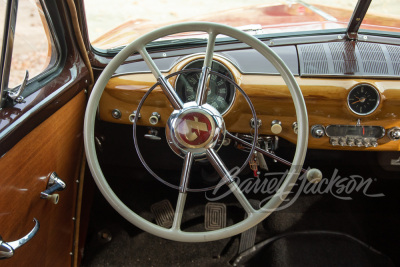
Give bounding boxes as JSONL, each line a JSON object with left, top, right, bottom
{"left": 99, "top": 72, "right": 400, "bottom": 151}
{"left": 0, "top": 91, "right": 86, "bottom": 267}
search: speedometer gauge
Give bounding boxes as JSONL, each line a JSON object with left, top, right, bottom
{"left": 175, "top": 60, "right": 235, "bottom": 114}
{"left": 347, "top": 84, "right": 380, "bottom": 116}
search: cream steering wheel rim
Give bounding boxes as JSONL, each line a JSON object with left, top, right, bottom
{"left": 84, "top": 22, "right": 308, "bottom": 242}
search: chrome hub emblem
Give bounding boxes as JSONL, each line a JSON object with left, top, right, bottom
{"left": 166, "top": 103, "right": 225, "bottom": 158}
{"left": 176, "top": 112, "right": 214, "bottom": 148}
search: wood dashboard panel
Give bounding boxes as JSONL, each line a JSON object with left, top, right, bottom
{"left": 99, "top": 71, "right": 400, "bottom": 151}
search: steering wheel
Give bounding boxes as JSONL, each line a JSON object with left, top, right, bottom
{"left": 84, "top": 22, "right": 308, "bottom": 242}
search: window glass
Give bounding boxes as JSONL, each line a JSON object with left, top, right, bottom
{"left": 361, "top": 0, "right": 400, "bottom": 33}
{"left": 85, "top": 0, "right": 357, "bottom": 50}
{"left": 0, "top": 2, "right": 4, "bottom": 46}
{"left": 0, "top": 0, "right": 52, "bottom": 89}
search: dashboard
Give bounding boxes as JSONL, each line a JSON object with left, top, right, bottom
{"left": 98, "top": 40, "right": 400, "bottom": 151}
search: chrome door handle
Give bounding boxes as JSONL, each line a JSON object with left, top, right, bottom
{"left": 0, "top": 218, "right": 40, "bottom": 259}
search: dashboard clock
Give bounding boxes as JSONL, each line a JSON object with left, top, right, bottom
{"left": 347, "top": 84, "right": 380, "bottom": 115}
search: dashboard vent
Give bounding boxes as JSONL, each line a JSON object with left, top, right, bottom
{"left": 357, "top": 42, "right": 388, "bottom": 74}
{"left": 298, "top": 44, "right": 329, "bottom": 74}
{"left": 329, "top": 42, "right": 359, "bottom": 74}
{"left": 387, "top": 45, "right": 400, "bottom": 76}
{"left": 298, "top": 41, "right": 400, "bottom": 77}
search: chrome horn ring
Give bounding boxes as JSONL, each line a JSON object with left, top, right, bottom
{"left": 132, "top": 69, "right": 258, "bottom": 192}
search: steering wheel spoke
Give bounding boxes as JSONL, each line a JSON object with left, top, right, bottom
{"left": 227, "top": 181, "right": 256, "bottom": 214}
{"left": 139, "top": 47, "right": 184, "bottom": 109}
{"left": 169, "top": 152, "right": 195, "bottom": 230}
{"left": 195, "top": 32, "right": 217, "bottom": 106}
{"left": 171, "top": 192, "right": 187, "bottom": 230}
{"left": 179, "top": 152, "right": 194, "bottom": 193}
{"left": 206, "top": 148, "right": 255, "bottom": 214}
{"left": 206, "top": 148, "right": 234, "bottom": 184}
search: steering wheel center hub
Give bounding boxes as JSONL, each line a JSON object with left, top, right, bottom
{"left": 166, "top": 103, "right": 225, "bottom": 157}
{"left": 176, "top": 111, "right": 214, "bottom": 147}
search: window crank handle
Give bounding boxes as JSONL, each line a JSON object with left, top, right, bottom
{"left": 40, "top": 172, "right": 66, "bottom": 199}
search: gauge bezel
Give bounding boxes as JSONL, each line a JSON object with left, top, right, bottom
{"left": 347, "top": 84, "right": 380, "bottom": 116}
{"left": 174, "top": 58, "right": 236, "bottom": 115}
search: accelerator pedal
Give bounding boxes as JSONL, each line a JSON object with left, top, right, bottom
{"left": 205, "top": 202, "right": 226, "bottom": 230}
{"left": 238, "top": 200, "right": 260, "bottom": 254}
{"left": 151, "top": 199, "right": 174, "bottom": 228}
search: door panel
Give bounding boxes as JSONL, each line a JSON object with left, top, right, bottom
{"left": 0, "top": 0, "right": 92, "bottom": 265}
{"left": 0, "top": 91, "right": 85, "bottom": 266}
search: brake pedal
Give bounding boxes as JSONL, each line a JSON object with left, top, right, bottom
{"left": 205, "top": 202, "right": 226, "bottom": 230}
{"left": 151, "top": 199, "right": 174, "bottom": 228}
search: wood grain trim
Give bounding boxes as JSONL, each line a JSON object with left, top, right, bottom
{"left": 0, "top": 91, "right": 86, "bottom": 267}
{"left": 73, "top": 153, "right": 86, "bottom": 267}
{"left": 99, "top": 58, "right": 400, "bottom": 151}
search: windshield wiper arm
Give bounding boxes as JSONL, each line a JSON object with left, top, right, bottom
{"left": 346, "top": 0, "right": 372, "bottom": 40}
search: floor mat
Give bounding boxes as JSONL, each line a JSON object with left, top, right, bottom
{"left": 234, "top": 231, "right": 394, "bottom": 267}
{"left": 82, "top": 148, "right": 400, "bottom": 266}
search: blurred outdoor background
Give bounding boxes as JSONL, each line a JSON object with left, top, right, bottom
{"left": 0, "top": 0, "right": 399, "bottom": 88}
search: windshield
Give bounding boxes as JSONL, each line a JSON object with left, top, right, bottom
{"left": 361, "top": 1, "right": 400, "bottom": 33}
{"left": 85, "top": 0, "right": 398, "bottom": 50}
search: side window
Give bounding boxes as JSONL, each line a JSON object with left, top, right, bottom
{"left": 8, "top": 0, "right": 51, "bottom": 88}
{"left": 0, "top": 0, "right": 57, "bottom": 105}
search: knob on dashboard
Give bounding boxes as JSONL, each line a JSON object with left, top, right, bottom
{"left": 388, "top": 127, "right": 400, "bottom": 141}
{"left": 311, "top": 125, "right": 325, "bottom": 138}
{"left": 355, "top": 138, "right": 363, "bottom": 147}
{"left": 346, "top": 138, "right": 355, "bottom": 146}
{"left": 306, "top": 168, "right": 323, "bottom": 183}
{"left": 371, "top": 140, "right": 378, "bottom": 147}
{"left": 271, "top": 120, "right": 282, "bottom": 134}
{"left": 339, "top": 137, "right": 346, "bottom": 146}
{"left": 149, "top": 112, "right": 161, "bottom": 125}
{"left": 330, "top": 137, "right": 339, "bottom": 146}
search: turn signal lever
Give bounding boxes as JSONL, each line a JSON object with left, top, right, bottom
{"left": 40, "top": 172, "right": 66, "bottom": 204}
{"left": 0, "top": 218, "right": 40, "bottom": 259}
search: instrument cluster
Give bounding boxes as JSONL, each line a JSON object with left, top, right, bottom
{"left": 175, "top": 59, "right": 236, "bottom": 115}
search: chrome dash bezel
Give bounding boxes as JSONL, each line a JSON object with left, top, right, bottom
{"left": 347, "top": 84, "right": 380, "bottom": 116}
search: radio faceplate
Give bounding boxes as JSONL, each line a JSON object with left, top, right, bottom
{"left": 325, "top": 125, "right": 385, "bottom": 147}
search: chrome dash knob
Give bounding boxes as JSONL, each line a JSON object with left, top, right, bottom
{"left": 311, "top": 125, "right": 325, "bottom": 138}
{"left": 388, "top": 127, "right": 400, "bottom": 141}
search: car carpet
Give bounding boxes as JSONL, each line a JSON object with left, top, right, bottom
{"left": 82, "top": 164, "right": 399, "bottom": 267}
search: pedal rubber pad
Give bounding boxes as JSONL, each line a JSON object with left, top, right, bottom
{"left": 238, "top": 200, "right": 260, "bottom": 253}
{"left": 205, "top": 202, "right": 226, "bottom": 230}
{"left": 151, "top": 199, "right": 174, "bottom": 228}
{"left": 238, "top": 225, "right": 257, "bottom": 253}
